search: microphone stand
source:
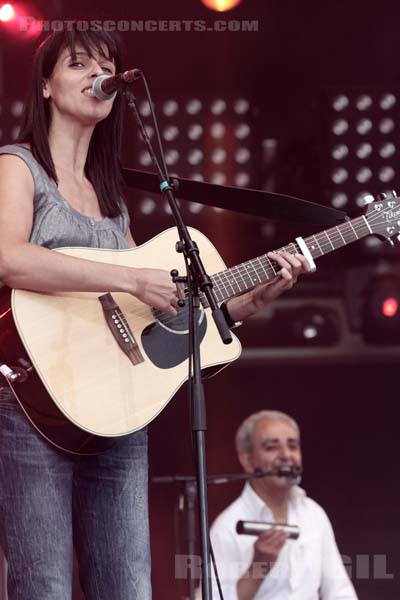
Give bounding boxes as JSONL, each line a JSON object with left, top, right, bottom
{"left": 125, "top": 82, "right": 232, "bottom": 600}
{"left": 185, "top": 479, "right": 197, "bottom": 600}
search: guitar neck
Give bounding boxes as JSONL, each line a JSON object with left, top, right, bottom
{"left": 211, "top": 214, "right": 371, "bottom": 303}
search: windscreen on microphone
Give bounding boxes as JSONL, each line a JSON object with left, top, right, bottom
{"left": 92, "top": 69, "right": 142, "bottom": 101}
{"left": 253, "top": 465, "right": 302, "bottom": 478}
{"left": 236, "top": 520, "right": 300, "bottom": 540}
{"left": 276, "top": 464, "right": 303, "bottom": 478}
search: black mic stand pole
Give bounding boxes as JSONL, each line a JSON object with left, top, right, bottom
{"left": 125, "top": 87, "right": 232, "bottom": 600}
{"left": 185, "top": 479, "right": 198, "bottom": 600}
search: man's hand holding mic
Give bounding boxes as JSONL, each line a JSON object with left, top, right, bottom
{"left": 236, "top": 527, "right": 288, "bottom": 600}
{"left": 253, "top": 526, "right": 289, "bottom": 567}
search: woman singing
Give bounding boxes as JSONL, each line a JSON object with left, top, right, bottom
{"left": 0, "top": 23, "right": 309, "bottom": 599}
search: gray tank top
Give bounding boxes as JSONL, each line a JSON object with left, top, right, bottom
{"left": 0, "top": 144, "right": 130, "bottom": 250}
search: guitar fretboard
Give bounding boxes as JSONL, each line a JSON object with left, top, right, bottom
{"left": 210, "top": 215, "right": 371, "bottom": 303}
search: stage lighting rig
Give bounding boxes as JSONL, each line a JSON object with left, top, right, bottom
{"left": 201, "top": 0, "right": 242, "bottom": 11}
{"left": 132, "top": 94, "right": 257, "bottom": 219}
{"left": 362, "top": 273, "right": 400, "bottom": 344}
{"left": 0, "top": 3, "right": 14, "bottom": 22}
{"left": 324, "top": 89, "right": 399, "bottom": 216}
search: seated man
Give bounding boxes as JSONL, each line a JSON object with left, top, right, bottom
{"left": 210, "top": 410, "right": 357, "bottom": 599}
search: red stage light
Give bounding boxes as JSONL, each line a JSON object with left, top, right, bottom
{"left": 0, "top": 3, "right": 43, "bottom": 39}
{"left": 0, "top": 3, "right": 15, "bottom": 22}
{"left": 381, "top": 297, "right": 399, "bottom": 318}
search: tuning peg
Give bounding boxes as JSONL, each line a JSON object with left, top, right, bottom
{"left": 388, "top": 238, "right": 395, "bottom": 247}
{"left": 363, "top": 194, "right": 375, "bottom": 205}
{"left": 377, "top": 190, "right": 397, "bottom": 200}
{"left": 397, "top": 234, "right": 400, "bottom": 243}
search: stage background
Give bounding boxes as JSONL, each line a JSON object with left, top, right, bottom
{"left": 0, "top": 0, "right": 399, "bottom": 598}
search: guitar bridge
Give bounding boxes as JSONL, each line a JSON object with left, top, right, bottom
{"left": 99, "top": 293, "right": 144, "bottom": 366}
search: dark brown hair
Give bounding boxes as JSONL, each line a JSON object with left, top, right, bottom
{"left": 17, "top": 24, "right": 125, "bottom": 217}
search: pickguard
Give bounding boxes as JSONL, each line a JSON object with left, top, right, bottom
{"left": 141, "top": 304, "right": 207, "bottom": 368}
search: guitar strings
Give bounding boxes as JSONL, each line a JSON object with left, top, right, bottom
{"left": 125, "top": 212, "right": 388, "bottom": 326}
{"left": 116, "top": 207, "right": 394, "bottom": 329}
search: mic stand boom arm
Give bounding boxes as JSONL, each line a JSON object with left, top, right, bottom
{"left": 151, "top": 467, "right": 302, "bottom": 485}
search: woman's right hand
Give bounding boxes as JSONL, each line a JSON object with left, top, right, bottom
{"left": 132, "top": 268, "right": 181, "bottom": 316}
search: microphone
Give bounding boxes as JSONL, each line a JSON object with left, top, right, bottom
{"left": 92, "top": 69, "right": 142, "bottom": 101}
{"left": 276, "top": 464, "right": 302, "bottom": 487}
{"left": 254, "top": 465, "right": 302, "bottom": 478}
{"left": 254, "top": 465, "right": 302, "bottom": 488}
{"left": 236, "top": 520, "right": 300, "bottom": 540}
{"left": 275, "top": 465, "right": 303, "bottom": 478}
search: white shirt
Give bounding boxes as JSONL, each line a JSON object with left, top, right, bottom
{"left": 209, "top": 482, "right": 358, "bottom": 600}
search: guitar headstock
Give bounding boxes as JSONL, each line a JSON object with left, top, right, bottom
{"left": 364, "top": 190, "right": 400, "bottom": 242}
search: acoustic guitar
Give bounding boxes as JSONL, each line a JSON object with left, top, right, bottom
{"left": 0, "top": 192, "right": 398, "bottom": 454}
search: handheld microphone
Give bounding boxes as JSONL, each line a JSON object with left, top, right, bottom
{"left": 236, "top": 520, "right": 300, "bottom": 540}
{"left": 92, "top": 69, "right": 142, "bottom": 101}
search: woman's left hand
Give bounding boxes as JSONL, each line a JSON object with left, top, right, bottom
{"left": 225, "top": 251, "right": 312, "bottom": 322}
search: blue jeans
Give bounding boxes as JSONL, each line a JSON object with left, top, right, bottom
{"left": 0, "top": 386, "right": 151, "bottom": 600}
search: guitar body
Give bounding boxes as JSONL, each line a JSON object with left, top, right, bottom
{"left": 0, "top": 228, "right": 241, "bottom": 455}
